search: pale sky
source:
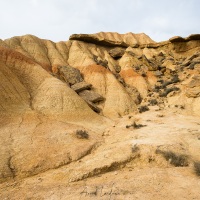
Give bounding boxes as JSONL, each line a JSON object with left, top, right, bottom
{"left": 0, "top": 0, "right": 199, "bottom": 42}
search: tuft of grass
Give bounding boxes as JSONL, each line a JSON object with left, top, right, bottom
{"left": 156, "top": 149, "right": 189, "bottom": 167}
{"left": 194, "top": 162, "right": 200, "bottom": 176}
{"left": 75, "top": 130, "right": 89, "bottom": 139}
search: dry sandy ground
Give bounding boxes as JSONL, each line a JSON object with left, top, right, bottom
{"left": 1, "top": 106, "right": 200, "bottom": 199}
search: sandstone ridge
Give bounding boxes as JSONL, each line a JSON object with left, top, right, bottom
{"left": 70, "top": 32, "right": 156, "bottom": 47}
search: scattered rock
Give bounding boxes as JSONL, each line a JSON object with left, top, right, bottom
{"left": 71, "top": 81, "right": 92, "bottom": 92}
{"left": 78, "top": 90, "right": 104, "bottom": 103}
{"left": 85, "top": 100, "right": 102, "bottom": 113}
{"left": 57, "top": 66, "right": 83, "bottom": 85}
{"left": 109, "top": 47, "right": 125, "bottom": 58}
{"left": 93, "top": 55, "right": 108, "bottom": 68}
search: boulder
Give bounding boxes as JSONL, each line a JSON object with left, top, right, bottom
{"left": 85, "top": 100, "right": 101, "bottom": 113}
{"left": 78, "top": 90, "right": 104, "bottom": 103}
{"left": 57, "top": 66, "right": 83, "bottom": 85}
{"left": 109, "top": 47, "right": 125, "bottom": 58}
{"left": 169, "top": 36, "right": 185, "bottom": 43}
{"left": 186, "top": 76, "right": 200, "bottom": 98}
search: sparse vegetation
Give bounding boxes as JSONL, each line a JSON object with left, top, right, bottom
{"left": 155, "top": 76, "right": 180, "bottom": 90}
{"left": 135, "top": 66, "right": 140, "bottom": 70}
{"left": 159, "top": 87, "right": 180, "bottom": 97}
{"left": 194, "top": 161, "right": 200, "bottom": 176}
{"left": 141, "top": 72, "right": 146, "bottom": 77}
{"left": 188, "top": 63, "right": 195, "bottom": 70}
{"left": 148, "top": 99, "right": 158, "bottom": 106}
{"left": 75, "top": 130, "right": 89, "bottom": 139}
{"left": 157, "top": 114, "right": 164, "bottom": 117}
{"left": 180, "top": 105, "right": 185, "bottom": 109}
{"left": 156, "top": 149, "right": 189, "bottom": 167}
{"left": 138, "top": 105, "right": 149, "bottom": 113}
{"left": 132, "top": 144, "right": 140, "bottom": 153}
{"left": 126, "top": 122, "right": 146, "bottom": 129}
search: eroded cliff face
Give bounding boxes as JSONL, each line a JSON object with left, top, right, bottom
{"left": 0, "top": 32, "right": 200, "bottom": 199}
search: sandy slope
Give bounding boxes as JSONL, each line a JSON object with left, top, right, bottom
{"left": 1, "top": 106, "right": 200, "bottom": 199}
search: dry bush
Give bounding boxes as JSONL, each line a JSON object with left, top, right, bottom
{"left": 126, "top": 122, "right": 146, "bottom": 129}
{"left": 156, "top": 149, "right": 189, "bottom": 167}
{"left": 138, "top": 105, "right": 149, "bottom": 113}
{"left": 159, "top": 87, "right": 180, "bottom": 97}
{"left": 194, "top": 162, "right": 200, "bottom": 176}
{"left": 75, "top": 130, "right": 89, "bottom": 139}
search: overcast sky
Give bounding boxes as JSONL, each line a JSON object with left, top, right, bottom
{"left": 0, "top": 0, "right": 199, "bottom": 42}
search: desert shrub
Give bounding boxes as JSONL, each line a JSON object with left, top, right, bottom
{"left": 154, "top": 85, "right": 162, "bottom": 90}
{"left": 156, "top": 149, "right": 189, "bottom": 167}
{"left": 188, "top": 63, "right": 195, "bottom": 70}
{"left": 138, "top": 105, "right": 149, "bottom": 113}
{"left": 162, "top": 75, "right": 180, "bottom": 88}
{"left": 171, "top": 75, "right": 180, "bottom": 83}
{"left": 126, "top": 122, "right": 146, "bottom": 129}
{"left": 157, "top": 79, "right": 164, "bottom": 84}
{"left": 153, "top": 88, "right": 159, "bottom": 93}
{"left": 149, "top": 99, "right": 158, "bottom": 106}
{"left": 135, "top": 66, "right": 140, "bottom": 71}
{"left": 180, "top": 105, "right": 185, "bottom": 109}
{"left": 159, "top": 87, "right": 180, "bottom": 97}
{"left": 194, "top": 162, "right": 200, "bottom": 176}
{"left": 75, "top": 130, "right": 89, "bottom": 139}
{"left": 157, "top": 114, "right": 164, "bottom": 117}
{"left": 141, "top": 72, "right": 147, "bottom": 77}
{"left": 132, "top": 144, "right": 140, "bottom": 153}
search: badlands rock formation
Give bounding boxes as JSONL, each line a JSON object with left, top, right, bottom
{"left": 0, "top": 32, "right": 200, "bottom": 199}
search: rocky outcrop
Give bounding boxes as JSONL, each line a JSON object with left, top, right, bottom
{"left": 169, "top": 34, "right": 200, "bottom": 53}
{"left": 57, "top": 65, "right": 83, "bottom": 85}
{"left": 70, "top": 32, "right": 156, "bottom": 47}
{"left": 77, "top": 64, "right": 137, "bottom": 117}
{"left": 71, "top": 81, "right": 92, "bottom": 92}
{"left": 78, "top": 90, "right": 104, "bottom": 103}
{"left": 109, "top": 47, "right": 125, "bottom": 58}
{"left": 186, "top": 76, "right": 200, "bottom": 98}
{"left": 169, "top": 34, "right": 200, "bottom": 43}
